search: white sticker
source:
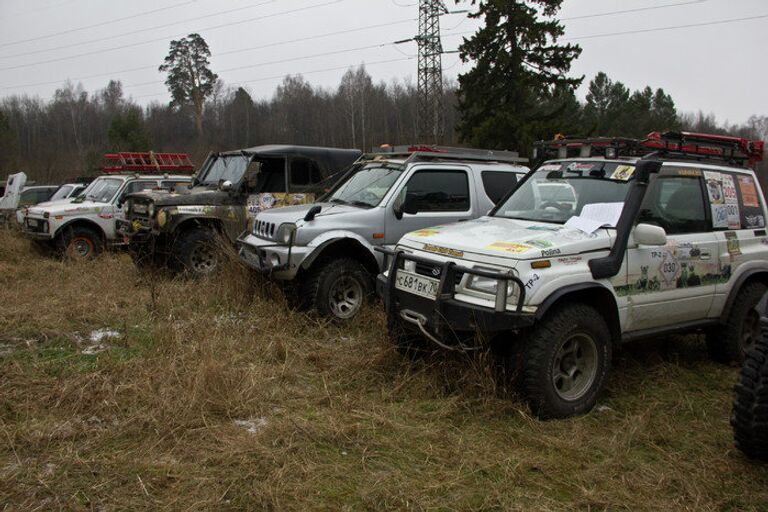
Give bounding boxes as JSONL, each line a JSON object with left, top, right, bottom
{"left": 722, "top": 175, "right": 741, "bottom": 229}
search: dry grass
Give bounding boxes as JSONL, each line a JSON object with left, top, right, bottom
{"left": 0, "top": 228, "right": 766, "bottom": 511}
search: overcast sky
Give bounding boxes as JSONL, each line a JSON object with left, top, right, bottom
{"left": 0, "top": 0, "right": 765, "bottom": 125}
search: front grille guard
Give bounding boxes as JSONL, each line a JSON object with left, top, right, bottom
{"left": 376, "top": 247, "right": 527, "bottom": 349}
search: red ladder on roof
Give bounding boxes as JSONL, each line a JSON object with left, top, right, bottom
{"left": 102, "top": 152, "right": 195, "bottom": 174}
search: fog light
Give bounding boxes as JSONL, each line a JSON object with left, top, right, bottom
{"left": 156, "top": 209, "right": 167, "bottom": 227}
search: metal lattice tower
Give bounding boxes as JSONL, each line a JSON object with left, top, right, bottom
{"left": 416, "top": 0, "right": 448, "bottom": 144}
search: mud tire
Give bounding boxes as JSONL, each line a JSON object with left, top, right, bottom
{"left": 58, "top": 226, "right": 103, "bottom": 260}
{"left": 732, "top": 331, "right": 768, "bottom": 461}
{"left": 708, "top": 282, "right": 767, "bottom": 364}
{"left": 302, "top": 258, "right": 371, "bottom": 320}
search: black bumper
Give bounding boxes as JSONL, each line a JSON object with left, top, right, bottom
{"left": 376, "top": 248, "right": 535, "bottom": 344}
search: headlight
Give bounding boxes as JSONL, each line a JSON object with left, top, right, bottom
{"left": 276, "top": 223, "right": 297, "bottom": 244}
{"left": 465, "top": 268, "right": 518, "bottom": 300}
{"left": 147, "top": 203, "right": 155, "bottom": 218}
{"left": 156, "top": 209, "right": 168, "bottom": 227}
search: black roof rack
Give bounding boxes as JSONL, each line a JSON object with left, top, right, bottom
{"left": 368, "top": 144, "right": 528, "bottom": 164}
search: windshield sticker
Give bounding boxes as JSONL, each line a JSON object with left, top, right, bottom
{"left": 726, "top": 231, "right": 741, "bottom": 259}
{"left": 486, "top": 242, "right": 534, "bottom": 254}
{"left": 746, "top": 214, "right": 765, "bottom": 228}
{"left": 422, "top": 244, "right": 463, "bottom": 258}
{"left": 738, "top": 176, "right": 760, "bottom": 207}
{"left": 610, "top": 165, "right": 635, "bottom": 181}
{"left": 567, "top": 163, "right": 594, "bottom": 172}
{"left": 538, "top": 164, "right": 562, "bottom": 172}
{"left": 677, "top": 168, "right": 702, "bottom": 177}
{"left": 411, "top": 228, "right": 442, "bottom": 238}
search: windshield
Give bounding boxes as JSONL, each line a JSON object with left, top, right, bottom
{"left": 495, "top": 161, "right": 635, "bottom": 224}
{"left": 327, "top": 163, "right": 404, "bottom": 208}
{"left": 82, "top": 178, "right": 123, "bottom": 203}
{"left": 50, "top": 185, "right": 73, "bottom": 201}
{"left": 198, "top": 155, "right": 251, "bottom": 185}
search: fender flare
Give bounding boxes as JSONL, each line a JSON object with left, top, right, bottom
{"left": 301, "top": 231, "right": 379, "bottom": 271}
{"left": 720, "top": 268, "right": 768, "bottom": 323}
{"left": 535, "top": 282, "right": 621, "bottom": 340}
{"left": 55, "top": 218, "right": 107, "bottom": 243}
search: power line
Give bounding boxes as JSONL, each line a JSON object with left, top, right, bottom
{"left": 0, "top": 18, "right": 416, "bottom": 91}
{"left": 0, "top": 0, "right": 282, "bottom": 60}
{"left": 0, "top": 0, "right": 344, "bottom": 72}
{"left": 0, "top": 0, "right": 199, "bottom": 49}
{"left": 562, "top": 0, "right": 709, "bottom": 21}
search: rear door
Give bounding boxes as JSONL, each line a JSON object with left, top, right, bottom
{"left": 625, "top": 167, "right": 720, "bottom": 331}
{"left": 385, "top": 165, "right": 475, "bottom": 245}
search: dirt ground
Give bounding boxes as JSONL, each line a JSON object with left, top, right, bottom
{"left": 0, "top": 229, "right": 766, "bottom": 511}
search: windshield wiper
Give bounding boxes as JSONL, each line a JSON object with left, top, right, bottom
{"left": 349, "top": 201, "right": 374, "bottom": 209}
{"left": 329, "top": 198, "right": 348, "bottom": 205}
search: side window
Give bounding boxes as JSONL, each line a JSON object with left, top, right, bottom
{"left": 402, "top": 170, "right": 470, "bottom": 212}
{"left": 290, "top": 158, "right": 322, "bottom": 189}
{"left": 118, "top": 181, "right": 156, "bottom": 203}
{"left": 734, "top": 173, "right": 766, "bottom": 229}
{"left": 481, "top": 171, "right": 518, "bottom": 204}
{"left": 638, "top": 175, "right": 708, "bottom": 235}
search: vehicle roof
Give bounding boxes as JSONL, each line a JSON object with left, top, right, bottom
{"left": 95, "top": 174, "right": 193, "bottom": 180}
{"left": 22, "top": 185, "right": 58, "bottom": 190}
{"left": 542, "top": 157, "right": 757, "bottom": 175}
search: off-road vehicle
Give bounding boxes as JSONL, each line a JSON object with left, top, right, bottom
{"left": 121, "top": 145, "right": 361, "bottom": 276}
{"left": 378, "top": 132, "right": 768, "bottom": 419}
{"left": 22, "top": 171, "right": 192, "bottom": 258}
{"left": 732, "top": 292, "right": 768, "bottom": 461}
{"left": 238, "top": 146, "right": 529, "bottom": 320}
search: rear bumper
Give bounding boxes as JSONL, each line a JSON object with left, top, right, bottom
{"left": 377, "top": 248, "right": 535, "bottom": 348}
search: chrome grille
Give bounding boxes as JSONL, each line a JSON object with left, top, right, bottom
{"left": 255, "top": 220, "right": 276, "bottom": 239}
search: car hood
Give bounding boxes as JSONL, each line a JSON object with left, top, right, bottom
{"left": 253, "top": 202, "right": 368, "bottom": 225}
{"left": 399, "top": 216, "right": 613, "bottom": 260}
{"left": 130, "top": 186, "right": 227, "bottom": 207}
{"left": 27, "top": 199, "right": 109, "bottom": 217}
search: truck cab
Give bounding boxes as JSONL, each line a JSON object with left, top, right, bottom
{"left": 238, "top": 146, "right": 529, "bottom": 320}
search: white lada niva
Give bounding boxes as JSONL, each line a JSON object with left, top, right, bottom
{"left": 378, "top": 132, "right": 768, "bottom": 419}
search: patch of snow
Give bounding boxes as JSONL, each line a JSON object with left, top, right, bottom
{"left": 596, "top": 405, "right": 613, "bottom": 412}
{"left": 234, "top": 417, "right": 268, "bottom": 434}
{"left": 89, "top": 329, "right": 121, "bottom": 343}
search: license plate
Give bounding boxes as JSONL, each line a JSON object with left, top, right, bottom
{"left": 395, "top": 270, "right": 439, "bottom": 299}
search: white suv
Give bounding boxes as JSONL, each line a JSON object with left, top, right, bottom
{"left": 22, "top": 174, "right": 191, "bottom": 258}
{"left": 378, "top": 132, "right": 767, "bottom": 419}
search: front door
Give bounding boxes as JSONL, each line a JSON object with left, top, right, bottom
{"left": 384, "top": 166, "right": 476, "bottom": 246}
{"left": 625, "top": 169, "right": 720, "bottom": 331}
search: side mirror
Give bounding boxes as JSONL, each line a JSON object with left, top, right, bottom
{"left": 220, "top": 180, "right": 234, "bottom": 192}
{"left": 394, "top": 196, "right": 418, "bottom": 220}
{"left": 634, "top": 223, "right": 667, "bottom": 246}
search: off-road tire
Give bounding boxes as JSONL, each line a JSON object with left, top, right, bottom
{"left": 732, "top": 331, "right": 768, "bottom": 461}
{"left": 388, "top": 314, "right": 429, "bottom": 359}
{"left": 708, "top": 282, "right": 767, "bottom": 364}
{"left": 302, "top": 258, "right": 372, "bottom": 320}
{"left": 58, "top": 226, "right": 103, "bottom": 260}
{"left": 520, "top": 303, "right": 612, "bottom": 419}
{"left": 171, "top": 228, "right": 221, "bottom": 276}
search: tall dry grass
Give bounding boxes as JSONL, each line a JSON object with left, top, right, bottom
{"left": 0, "top": 228, "right": 766, "bottom": 511}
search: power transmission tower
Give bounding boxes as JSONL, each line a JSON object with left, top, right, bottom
{"left": 416, "top": 0, "right": 448, "bottom": 144}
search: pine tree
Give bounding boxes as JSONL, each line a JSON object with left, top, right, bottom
{"left": 159, "top": 33, "right": 218, "bottom": 139}
{"left": 108, "top": 109, "right": 152, "bottom": 152}
{"left": 455, "top": 0, "right": 582, "bottom": 153}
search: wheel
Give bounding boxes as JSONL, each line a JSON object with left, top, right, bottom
{"left": 58, "top": 226, "right": 103, "bottom": 260}
{"left": 302, "top": 258, "right": 371, "bottom": 320}
{"left": 387, "top": 314, "right": 429, "bottom": 359}
{"left": 732, "top": 327, "right": 768, "bottom": 461}
{"left": 520, "top": 303, "right": 612, "bottom": 419}
{"left": 171, "top": 228, "right": 221, "bottom": 276}
{"left": 708, "top": 282, "right": 767, "bottom": 364}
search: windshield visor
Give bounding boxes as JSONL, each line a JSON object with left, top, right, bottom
{"left": 495, "top": 161, "right": 636, "bottom": 224}
{"left": 327, "top": 163, "right": 404, "bottom": 207}
{"left": 199, "top": 155, "right": 251, "bottom": 185}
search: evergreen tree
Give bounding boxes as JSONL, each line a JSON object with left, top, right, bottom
{"left": 159, "top": 33, "right": 218, "bottom": 139}
{"left": 455, "top": 0, "right": 582, "bottom": 153}
{"left": 0, "top": 111, "right": 18, "bottom": 172}
{"left": 108, "top": 109, "right": 152, "bottom": 152}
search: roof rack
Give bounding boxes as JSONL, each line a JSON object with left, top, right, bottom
{"left": 372, "top": 144, "right": 528, "bottom": 164}
{"left": 644, "top": 131, "right": 764, "bottom": 167}
{"left": 102, "top": 152, "right": 195, "bottom": 174}
{"left": 533, "top": 136, "right": 647, "bottom": 160}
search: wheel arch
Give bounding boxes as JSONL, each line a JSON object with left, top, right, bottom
{"left": 535, "top": 283, "right": 621, "bottom": 342}
{"left": 720, "top": 269, "right": 768, "bottom": 323}
{"left": 55, "top": 218, "right": 107, "bottom": 244}
{"left": 301, "top": 237, "right": 380, "bottom": 276}
{"left": 172, "top": 216, "right": 224, "bottom": 238}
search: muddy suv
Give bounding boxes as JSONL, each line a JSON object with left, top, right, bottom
{"left": 120, "top": 145, "right": 361, "bottom": 275}
{"left": 238, "top": 146, "right": 529, "bottom": 320}
{"left": 378, "top": 132, "right": 768, "bottom": 419}
{"left": 22, "top": 173, "right": 191, "bottom": 258}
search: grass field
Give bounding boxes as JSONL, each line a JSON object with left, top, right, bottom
{"left": 1, "top": 228, "right": 766, "bottom": 511}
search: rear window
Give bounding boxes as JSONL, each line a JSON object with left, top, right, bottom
{"left": 481, "top": 171, "right": 518, "bottom": 204}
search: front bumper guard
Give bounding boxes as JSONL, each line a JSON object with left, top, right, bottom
{"left": 376, "top": 247, "right": 531, "bottom": 350}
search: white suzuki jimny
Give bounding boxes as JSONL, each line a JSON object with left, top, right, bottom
{"left": 378, "top": 132, "right": 767, "bottom": 419}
